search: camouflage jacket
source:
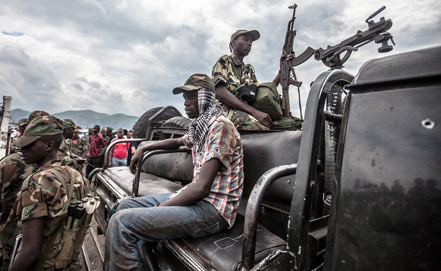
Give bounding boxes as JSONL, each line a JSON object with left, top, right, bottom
{"left": 0, "top": 160, "right": 89, "bottom": 268}
{"left": 68, "top": 138, "right": 88, "bottom": 158}
{"left": 0, "top": 153, "right": 35, "bottom": 268}
{"left": 212, "top": 54, "right": 259, "bottom": 98}
{"left": 0, "top": 153, "right": 35, "bottom": 222}
{"left": 17, "top": 160, "right": 89, "bottom": 235}
{"left": 58, "top": 138, "right": 79, "bottom": 170}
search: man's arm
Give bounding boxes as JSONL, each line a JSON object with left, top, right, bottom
{"left": 98, "top": 137, "right": 107, "bottom": 156}
{"left": 272, "top": 72, "right": 281, "bottom": 86}
{"left": 215, "top": 84, "right": 272, "bottom": 127}
{"left": 213, "top": 56, "right": 272, "bottom": 127}
{"left": 159, "top": 158, "right": 222, "bottom": 206}
{"left": 9, "top": 218, "right": 44, "bottom": 271}
{"left": 129, "top": 137, "right": 184, "bottom": 174}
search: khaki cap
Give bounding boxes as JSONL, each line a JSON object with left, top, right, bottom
{"left": 173, "top": 73, "right": 215, "bottom": 94}
{"left": 230, "top": 30, "right": 260, "bottom": 43}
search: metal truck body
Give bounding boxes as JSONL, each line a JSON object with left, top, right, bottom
{"left": 92, "top": 46, "right": 441, "bottom": 270}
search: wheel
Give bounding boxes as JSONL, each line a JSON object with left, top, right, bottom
{"left": 161, "top": 116, "right": 192, "bottom": 129}
{"left": 324, "top": 84, "right": 344, "bottom": 194}
{"left": 132, "top": 107, "right": 182, "bottom": 139}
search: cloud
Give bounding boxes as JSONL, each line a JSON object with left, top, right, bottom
{"left": 0, "top": 46, "right": 62, "bottom": 111}
{"left": 0, "top": 0, "right": 440, "bottom": 118}
{"left": 2, "top": 31, "right": 24, "bottom": 36}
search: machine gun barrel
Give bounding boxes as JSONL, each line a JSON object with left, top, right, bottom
{"left": 314, "top": 6, "right": 394, "bottom": 68}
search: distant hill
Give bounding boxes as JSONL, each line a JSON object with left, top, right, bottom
{"left": 10, "top": 109, "right": 139, "bottom": 130}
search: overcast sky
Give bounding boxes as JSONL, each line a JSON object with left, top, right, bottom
{"left": 1, "top": 0, "right": 440, "bottom": 118}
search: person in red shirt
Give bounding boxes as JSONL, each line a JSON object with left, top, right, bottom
{"left": 109, "top": 128, "right": 128, "bottom": 167}
{"left": 86, "top": 124, "right": 106, "bottom": 178}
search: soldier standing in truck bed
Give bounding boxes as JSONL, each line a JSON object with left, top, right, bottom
{"left": 8, "top": 115, "right": 90, "bottom": 271}
{"left": 212, "top": 29, "right": 302, "bottom": 131}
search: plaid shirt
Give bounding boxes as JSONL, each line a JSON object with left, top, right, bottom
{"left": 181, "top": 114, "right": 244, "bottom": 228}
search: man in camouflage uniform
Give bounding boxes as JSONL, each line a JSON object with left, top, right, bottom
{"left": 69, "top": 127, "right": 88, "bottom": 175}
{"left": 212, "top": 29, "right": 302, "bottom": 131}
{"left": 70, "top": 127, "right": 88, "bottom": 158}
{"left": 59, "top": 119, "right": 85, "bottom": 171}
{"left": 9, "top": 118, "right": 28, "bottom": 154}
{"left": 0, "top": 110, "right": 49, "bottom": 270}
{"left": 0, "top": 155, "right": 34, "bottom": 270}
{"left": 8, "top": 115, "right": 90, "bottom": 271}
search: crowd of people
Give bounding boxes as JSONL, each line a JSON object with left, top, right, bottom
{"left": 0, "top": 29, "right": 302, "bottom": 270}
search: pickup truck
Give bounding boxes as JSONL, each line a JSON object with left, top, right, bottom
{"left": 89, "top": 45, "right": 441, "bottom": 271}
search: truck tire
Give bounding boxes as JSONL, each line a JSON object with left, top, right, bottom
{"left": 132, "top": 107, "right": 181, "bottom": 139}
{"left": 324, "top": 84, "right": 344, "bottom": 194}
{"left": 161, "top": 116, "right": 192, "bottom": 129}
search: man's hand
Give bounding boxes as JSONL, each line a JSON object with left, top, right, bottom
{"left": 251, "top": 108, "right": 272, "bottom": 128}
{"left": 129, "top": 149, "right": 143, "bottom": 174}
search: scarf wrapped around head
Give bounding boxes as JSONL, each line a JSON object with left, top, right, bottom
{"left": 188, "top": 88, "right": 224, "bottom": 151}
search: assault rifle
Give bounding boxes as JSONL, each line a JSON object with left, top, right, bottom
{"left": 280, "top": 4, "right": 306, "bottom": 119}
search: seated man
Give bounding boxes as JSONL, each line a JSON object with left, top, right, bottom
{"left": 105, "top": 73, "right": 244, "bottom": 271}
{"left": 212, "top": 29, "right": 302, "bottom": 131}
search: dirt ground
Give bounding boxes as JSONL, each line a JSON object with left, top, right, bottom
{"left": 79, "top": 217, "right": 105, "bottom": 271}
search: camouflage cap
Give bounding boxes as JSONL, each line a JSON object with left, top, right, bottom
{"left": 15, "top": 115, "right": 63, "bottom": 148}
{"left": 172, "top": 73, "right": 215, "bottom": 94}
{"left": 230, "top": 29, "right": 260, "bottom": 43}
{"left": 18, "top": 118, "right": 29, "bottom": 127}
{"left": 63, "top": 119, "right": 76, "bottom": 129}
{"left": 28, "top": 110, "right": 50, "bottom": 122}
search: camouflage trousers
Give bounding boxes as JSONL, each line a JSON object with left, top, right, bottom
{"left": 223, "top": 106, "right": 303, "bottom": 131}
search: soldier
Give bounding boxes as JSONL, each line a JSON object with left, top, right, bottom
{"left": 9, "top": 118, "right": 28, "bottom": 154}
{"left": 0, "top": 110, "right": 49, "bottom": 270}
{"left": 70, "top": 127, "right": 88, "bottom": 158}
{"left": 212, "top": 29, "right": 302, "bottom": 131}
{"left": 8, "top": 115, "right": 90, "bottom": 271}
{"left": 59, "top": 119, "right": 85, "bottom": 171}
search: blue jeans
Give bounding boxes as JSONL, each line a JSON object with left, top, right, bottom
{"left": 111, "top": 157, "right": 127, "bottom": 167}
{"left": 104, "top": 193, "right": 228, "bottom": 271}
